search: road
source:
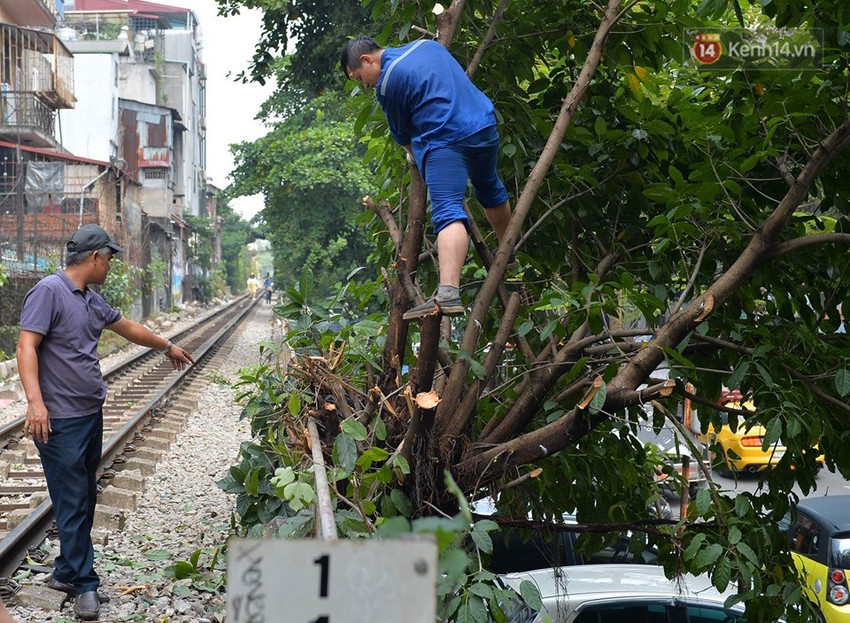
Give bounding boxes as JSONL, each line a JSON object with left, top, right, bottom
{"left": 711, "top": 466, "right": 850, "bottom": 499}
{"left": 670, "top": 466, "right": 850, "bottom": 517}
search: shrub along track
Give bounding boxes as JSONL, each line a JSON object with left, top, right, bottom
{"left": 0, "top": 295, "right": 260, "bottom": 603}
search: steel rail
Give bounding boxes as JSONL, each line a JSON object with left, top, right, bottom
{"left": 0, "top": 295, "right": 260, "bottom": 578}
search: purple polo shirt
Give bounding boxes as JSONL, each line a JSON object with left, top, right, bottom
{"left": 19, "top": 271, "right": 121, "bottom": 419}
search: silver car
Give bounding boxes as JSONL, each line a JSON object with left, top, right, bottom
{"left": 499, "top": 563, "right": 748, "bottom": 623}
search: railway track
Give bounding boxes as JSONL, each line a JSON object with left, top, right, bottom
{"left": 0, "top": 295, "right": 260, "bottom": 584}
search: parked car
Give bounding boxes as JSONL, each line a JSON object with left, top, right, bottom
{"left": 701, "top": 390, "right": 823, "bottom": 476}
{"left": 474, "top": 498, "right": 665, "bottom": 575}
{"left": 497, "top": 563, "right": 752, "bottom": 623}
{"left": 780, "top": 495, "right": 850, "bottom": 623}
{"left": 486, "top": 514, "right": 661, "bottom": 574}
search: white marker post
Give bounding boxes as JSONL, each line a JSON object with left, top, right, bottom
{"left": 227, "top": 538, "right": 438, "bottom": 623}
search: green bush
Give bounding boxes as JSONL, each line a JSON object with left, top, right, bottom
{"left": 101, "top": 258, "right": 143, "bottom": 314}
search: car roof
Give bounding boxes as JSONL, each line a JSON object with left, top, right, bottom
{"left": 499, "top": 563, "right": 739, "bottom": 607}
{"left": 797, "top": 495, "right": 850, "bottom": 534}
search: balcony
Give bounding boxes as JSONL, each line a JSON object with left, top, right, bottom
{"left": 1, "top": 0, "right": 60, "bottom": 29}
{"left": 0, "top": 91, "right": 57, "bottom": 147}
{"left": 0, "top": 24, "right": 75, "bottom": 109}
{"left": 60, "top": 12, "right": 166, "bottom": 64}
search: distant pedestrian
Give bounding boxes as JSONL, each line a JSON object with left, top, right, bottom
{"left": 341, "top": 36, "right": 514, "bottom": 320}
{"left": 263, "top": 274, "right": 273, "bottom": 304}
{"left": 247, "top": 274, "right": 258, "bottom": 298}
{"left": 16, "top": 224, "right": 195, "bottom": 621}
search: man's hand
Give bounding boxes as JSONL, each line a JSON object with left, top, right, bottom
{"left": 165, "top": 345, "right": 195, "bottom": 371}
{"left": 24, "top": 402, "right": 51, "bottom": 443}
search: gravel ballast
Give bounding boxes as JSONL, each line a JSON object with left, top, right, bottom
{"left": 9, "top": 302, "right": 277, "bottom": 622}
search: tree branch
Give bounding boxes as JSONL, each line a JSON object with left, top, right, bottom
{"left": 437, "top": 0, "right": 628, "bottom": 439}
{"left": 364, "top": 196, "right": 401, "bottom": 254}
{"left": 764, "top": 233, "right": 850, "bottom": 261}
{"left": 466, "top": 0, "right": 511, "bottom": 79}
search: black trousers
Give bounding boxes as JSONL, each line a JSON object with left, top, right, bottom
{"left": 35, "top": 410, "right": 103, "bottom": 592}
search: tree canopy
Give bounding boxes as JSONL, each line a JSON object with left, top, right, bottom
{"left": 217, "top": 0, "right": 850, "bottom": 620}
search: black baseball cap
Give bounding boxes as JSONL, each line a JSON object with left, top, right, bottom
{"left": 66, "top": 224, "right": 125, "bottom": 254}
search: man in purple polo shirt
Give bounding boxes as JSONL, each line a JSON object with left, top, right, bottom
{"left": 341, "top": 37, "right": 514, "bottom": 320}
{"left": 16, "top": 224, "right": 194, "bottom": 620}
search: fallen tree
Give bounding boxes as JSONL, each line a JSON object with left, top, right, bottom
{"left": 220, "top": 0, "right": 850, "bottom": 620}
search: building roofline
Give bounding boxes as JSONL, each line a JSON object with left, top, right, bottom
{"left": 0, "top": 141, "right": 111, "bottom": 168}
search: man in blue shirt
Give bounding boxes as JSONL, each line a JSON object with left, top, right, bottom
{"left": 16, "top": 224, "right": 194, "bottom": 620}
{"left": 341, "top": 37, "right": 513, "bottom": 320}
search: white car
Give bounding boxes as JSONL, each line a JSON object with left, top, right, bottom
{"left": 498, "top": 564, "right": 749, "bottom": 623}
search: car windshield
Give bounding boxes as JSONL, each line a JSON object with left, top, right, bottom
{"left": 832, "top": 534, "right": 850, "bottom": 569}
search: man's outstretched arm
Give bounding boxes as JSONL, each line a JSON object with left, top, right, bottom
{"left": 107, "top": 317, "right": 195, "bottom": 370}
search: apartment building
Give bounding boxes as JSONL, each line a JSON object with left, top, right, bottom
{"left": 58, "top": 0, "right": 214, "bottom": 311}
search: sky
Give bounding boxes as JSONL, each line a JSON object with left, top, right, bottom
{"left": 162, "top": 0, "right": 275, "bottom": 220}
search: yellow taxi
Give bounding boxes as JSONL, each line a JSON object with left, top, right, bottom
{"left": 781, "top": 495, "right": 850, "bottom": 622}
{"left": 702, "top": 390, "right": 823, "bottom": 476}
{"left": 701, "top": 390, "right": 784, "bottom": 476}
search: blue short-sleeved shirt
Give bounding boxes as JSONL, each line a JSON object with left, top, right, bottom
{"left": 19, "top": 271, "right": 122, "bottom": 418}
{"left": 376, "top": 39, "right": 497, "bottom": 170}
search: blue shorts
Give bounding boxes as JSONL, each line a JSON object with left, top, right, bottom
{"left": 423, "top": 125, "right": 510, "bottom": 235}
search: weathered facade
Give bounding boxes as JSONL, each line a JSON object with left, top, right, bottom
{"left": 57, "top": 0, "right": 213, "bottom": 311}
{"left": 0, "top": 0, "right": 218, "bottom": 338}
{"left": 0, "top": 1, "right": 74, "bottom": 150}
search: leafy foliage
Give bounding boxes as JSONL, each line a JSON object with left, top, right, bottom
{"left": 101, "top": 258, "right": 144, "bottom": 314}
{"left": 218, "top": 200, "right": 255, "bottom": 294}
{"left": 228, "top": 93, "right": 374, "bottom": 295}
{"left": 218, "top": 0, "right": 850, "bottom": 621}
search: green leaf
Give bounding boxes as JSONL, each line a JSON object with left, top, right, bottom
{"left": 299, "top": 268, "right": 314, "bottom": 301}
{"left": 694, "top": 543, "right": 723, "bottom": 568}
{"left": 173, "top": 561, "right": 196, "bottom": 580}
{"left": 393, "top": 455, "right": 411, "bottom": 475}
{"left": 736, "top": 542, "right": 760, "bottom": 566}
{"left": 695, "top": 487, "right": 712, "bottom": 515}
{"left": 390, "top": 488, "right": 413, "bottom": 517}
{"left": 144, "top": 549, "right": 172, "bottom": 562}
{"left": 588, "top": 382, "right": 608, "bottom": 415}
{"left": 835, "top": 369, "right": 850, "bottom": 397}
{"left": 468, "top": 583, "right": 494, "bottom": 600}
{"left": 456, "top": 595, "right": 488, "bottom": 623}
{"left": 684, "top": 533, "right": 707, "bottom": 562}
{"left": 519, "top": 580, "right": 543, "bottom": 610}
{"left": 594, "top": 115, "right": 607, "bottom": 137}
{"left": 712, "top": 555, "right": 731, "bottom": 592}
{"left": 288, "top": 393, "right": 301, "bottom": 417}
{"left": 739, "top": 154, "right": 760, "bottom": 172}
{"left": 471, "top": 524, "right": 494, "bottom": 554}
{"left": 373, "top": 416, "right": 387, "bottom": 441}
{"left": 341, "top": 418, "right": 369, "bottom": 441}
{"left": 727, "top": 361, "right": 749, "bottom": 391}
{"left": 271, "top": 466, "right": 295, "bottom": 488}
{"left": 171, "top": 584, "right": 191, "bottom": 597}
{"left": 764, "top": 417, "right": 782, "bottom": 446}
{"left": 377, "top": 516, "right": 411, "bottom": 538}
{"left": 333, "top": 433, "right": 357, "bottom": 474}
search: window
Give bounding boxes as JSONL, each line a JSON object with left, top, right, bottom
{"left": 832, "top": 535, "right": 850, "bottom": 569}
{"left": 574, "top": 603, "right": 745, "bottom": 623}
{"left": 143, "top": 168, "right": 168, "bottom": 181}
{"left": 791, "top": 514, "right": 823, "bottom": 560}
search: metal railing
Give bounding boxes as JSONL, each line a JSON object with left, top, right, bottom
{"left": 0, "top": 91, "right": 55, "bottom": 137}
